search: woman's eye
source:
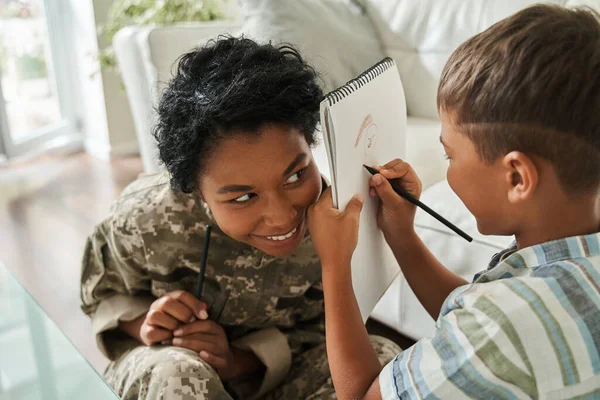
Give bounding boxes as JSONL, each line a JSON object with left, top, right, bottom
{"left": 231, "top": 193, "right": 254, "bottom": 203}
{"left": 444, "top": 154, "right": 451, "bottom": 161}
{"left": 286, "top": 168, "right": 305, "bottom": 184}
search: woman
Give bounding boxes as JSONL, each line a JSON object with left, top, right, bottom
{"left": 81, "top": 36, "right": 400, "bottom": 400}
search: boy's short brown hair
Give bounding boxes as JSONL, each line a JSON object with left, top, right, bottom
{"left": 438, "top": 4, "right": 600, "bottom": 194}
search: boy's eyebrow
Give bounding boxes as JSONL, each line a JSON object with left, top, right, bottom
{"left": 439, "top": 136, "right": 451, "bottom": 148}
{"left": 282, "top": 152, "right": 308, "bottom": 176}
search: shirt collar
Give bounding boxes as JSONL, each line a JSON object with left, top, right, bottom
{"left": 503, "top": 232, "right": 600, "bottom": 268}
{"left": 475, "top": 232, "right": 600, "bottom": 283}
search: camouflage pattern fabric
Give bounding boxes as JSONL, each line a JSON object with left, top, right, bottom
{"left": 81, "top": 172, "right": 324, "bottom": 358}
{"left": 261, "top": 335, "right": 400, "bottom": 400}
{"left": 104, "top": 335, "right": 400, "bottom": 400}
{"left": 81, "top": 172, "right": 401, "bottom": 399}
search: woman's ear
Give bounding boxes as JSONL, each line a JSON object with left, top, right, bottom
{"left": 197, "top": 191, "right": 217, "bottom": 222}
{"left": 503, "top": 151, "right": 539, "bottom": 204}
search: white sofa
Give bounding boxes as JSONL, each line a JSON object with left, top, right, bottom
{"left": 113, "top": 0, "right": 598, "bottom": 340}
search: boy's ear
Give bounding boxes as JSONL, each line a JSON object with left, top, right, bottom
{"left": 503, "top": 151, "right": 539, "bottom": 204}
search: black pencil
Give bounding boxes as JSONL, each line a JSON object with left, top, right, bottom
{"left": 363, "top": 165, "right": 472, "bottom": 242}
{"left": 195, "top": 225, "right": 212, "bottom": 299}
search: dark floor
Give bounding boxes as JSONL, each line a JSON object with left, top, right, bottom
{"left": 0, "top": 152, "right": 143, "bottom": 371}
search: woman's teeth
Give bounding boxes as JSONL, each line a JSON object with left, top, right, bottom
{"left": 266, "top": 227, "right": 297, "bottom": 241}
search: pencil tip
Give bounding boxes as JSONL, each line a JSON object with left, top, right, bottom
{"left": 363, "top": 165, "right": 376, "bottom": 174}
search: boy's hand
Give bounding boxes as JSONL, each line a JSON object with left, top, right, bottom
{"left": 139, "top": 290, "right": 208, "bottom": 346}
{"left": 307, "top": 187, "right": 364, "bottom": 267}
{"left": 369, "top": 159, "right": 422, "bottom": 241}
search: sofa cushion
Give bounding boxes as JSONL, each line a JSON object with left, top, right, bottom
{"left": 371, "top": 179, "right": 514, "bottom": 339}
{"left": 404, "top": 117, "right": 444, "bottom": 191}
{"left": 238, "top": 0, "right": 385, "bottom": 92}
{"left": 364, "top": 0, "right": 600, "bottom": 119}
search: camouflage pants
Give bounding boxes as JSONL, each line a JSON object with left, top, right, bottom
{"left": 104, "top": 335, "right": 400, "bottom": 400}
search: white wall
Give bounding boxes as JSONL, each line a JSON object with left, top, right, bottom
{"left": 66, "top": 0, "right": 138, "bottom": 160}
{"left": 90, "top": 0, "right": 139, "bottom": 157}
{"left": 68, "top": 0, "right": 111, "bottom": 158}
{"left": 73, "top": 0, "right": 238, "bottom": 160}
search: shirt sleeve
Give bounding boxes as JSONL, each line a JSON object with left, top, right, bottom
{"left": 282, "top": 280, "right": 326, "bottom": 355}
{"left": 231, "top": 282, "right": 326, "bottom": 399}
{"left": 80, "top": 216, "right": 153, "bottom": 360}
{"left": 231, "top": 327, "right": 292, "bottom": 399}
{"left": 379, "top": 303, "right": 533, "bottom": 399}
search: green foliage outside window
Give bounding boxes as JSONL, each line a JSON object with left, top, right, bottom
{"left": 15, "top": 52, "right": 47, "bottom": 80}
{"left": 98, "top": 0, "right": 227, "bottom": 70}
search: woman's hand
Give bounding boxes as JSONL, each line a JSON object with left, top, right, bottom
{"left": 307, "top": 187, "right": 364, "bottom": 268}
{"left": 172, "top": 320, "right": 260, "bottom": 381}
{"left": 369, "top": 159, "right": 422, "bottom": 243}
{"left": 138, "top": 290, "right": 208, "bottom": 346}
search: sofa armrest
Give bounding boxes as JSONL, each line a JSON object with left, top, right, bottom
{"left": 113, "top": 22, "right": 242, "bottom": 173}
{"left": 114, "top": 27, "right": 159, "bottom": 172}
{"left": 139, "top": 22, "right": 243, "bottom": 99}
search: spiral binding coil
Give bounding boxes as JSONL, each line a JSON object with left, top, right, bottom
{"left": 323, "top": 57, "right": 395, "bottom": 106}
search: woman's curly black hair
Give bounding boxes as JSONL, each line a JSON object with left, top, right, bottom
{"left": 153, "top": 35, "right": 324, "bottom": 193}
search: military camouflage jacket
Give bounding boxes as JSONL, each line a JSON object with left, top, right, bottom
{"left": 80, "top": 172, "right": 325, "bottom": 396}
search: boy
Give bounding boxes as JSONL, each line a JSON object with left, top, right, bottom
{"left": 307, "top": 4, "right": 600, "bottom": 399}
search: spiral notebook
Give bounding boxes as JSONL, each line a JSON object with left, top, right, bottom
{"left": 320, "top": 58, "right": 407, "bottom": 321}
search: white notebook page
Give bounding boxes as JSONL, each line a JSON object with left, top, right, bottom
{"left": 321, "top": 59, "right": 407, "bottom": 320}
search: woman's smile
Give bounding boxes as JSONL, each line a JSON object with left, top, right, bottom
{"left": 251, "top": 218, "right": 307, "bottom": 251}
